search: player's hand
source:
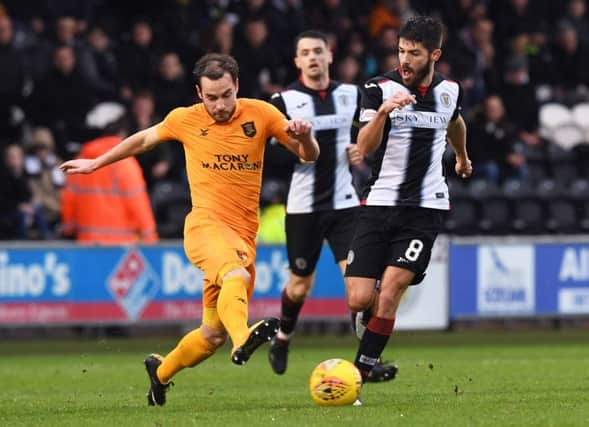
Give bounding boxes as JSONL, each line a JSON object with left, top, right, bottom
{"left": 286, "top": 119, "right": 312, "bottom": 142}
{"left": 455, "top": 156, "right": 473, "bottom": 179}
{"left": 346, "top": 144, "right": 363, "bottom": 166}
{"left": 379, "top": 91, "right": 416, "bottom": 115}
{"left": 59, "top": 159, "right": 98, "bottom": 174}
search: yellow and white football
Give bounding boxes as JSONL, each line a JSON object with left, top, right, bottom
{"left": 309, "top": 358, "right": 362, "bottom": 406}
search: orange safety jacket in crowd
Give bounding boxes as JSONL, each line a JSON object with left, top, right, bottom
{"left": 61, "top": 135, "right": 158, "bottom": 244}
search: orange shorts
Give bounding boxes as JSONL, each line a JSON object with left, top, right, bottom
{"left": 183, "top": 209, "right": 257, "bottom": 311}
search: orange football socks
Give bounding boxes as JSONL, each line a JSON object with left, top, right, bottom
{"left": 157, "top": 328, "right": 217, "bottom": 384}
{"left": 217, "top": 275, "right": 250, "bottom": 350}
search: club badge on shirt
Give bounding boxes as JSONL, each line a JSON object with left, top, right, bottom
{"left": 241, "top": 121, "right": 257, "bottom": 138}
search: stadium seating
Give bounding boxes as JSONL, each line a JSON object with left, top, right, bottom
{"left": 539, "top": 103, "right": 574, "bottom": 142}
{"left": 150, "top": 180, "right": 191, "bottom": 238}
{"left": 503, "top": 179, "right": 545, "bottom": 234}
{"left": 445, "top": 179, "right": 479, "bottom": 234}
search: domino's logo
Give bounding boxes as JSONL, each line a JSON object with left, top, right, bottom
{"left": 107, "top": 249, "right": 160, "bottom": 320}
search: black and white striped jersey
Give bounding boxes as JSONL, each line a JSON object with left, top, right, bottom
{"left": 270, "top": 80, "right": 360, "bottom": 214}
{"left": 359, "top": 70, "right": 463, "bottom": 210}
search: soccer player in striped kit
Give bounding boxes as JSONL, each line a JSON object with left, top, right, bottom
{"left": 267, "top": 30, "right": 398, "bottom": 382}
{"left": 345, "top": 16, "right": 472, "bottom": 403}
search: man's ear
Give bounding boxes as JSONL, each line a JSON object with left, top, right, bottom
{"left": 431, "top": 48, "right": 442, "bottom": 63}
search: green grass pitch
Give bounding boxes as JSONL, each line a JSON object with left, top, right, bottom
{"left": 1, "top": 330, "right": 588, "bottom": 427}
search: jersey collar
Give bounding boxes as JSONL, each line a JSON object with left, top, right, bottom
{"left": 292, "top": 78, "right": 339, "bottom": 97}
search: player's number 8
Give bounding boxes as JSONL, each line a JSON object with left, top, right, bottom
{"left": 404, "top": 239, "right": 424, "bottom": 262}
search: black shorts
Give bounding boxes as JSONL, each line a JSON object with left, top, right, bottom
{"left": 286, "top": 207, "right": 358, "bottom": 276}
{"left": 344, "top": 206, "right": 445, "bottom": 285}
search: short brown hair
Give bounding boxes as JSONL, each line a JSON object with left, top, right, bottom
{"left": 192, "top": 53, "right": 239, "bottom": 87}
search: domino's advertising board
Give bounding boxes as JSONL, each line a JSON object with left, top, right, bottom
{"left": 450, "top": 241, "right": 589, "bottom": 318}
{"left": 0, "top": 241, "right": 449, "bottom": 329}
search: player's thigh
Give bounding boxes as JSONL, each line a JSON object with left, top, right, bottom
{"left": 344, "top": 206, "right": 390, "bottom": 280}
{"left": 386, "top": 207, "right": 445, "bottom": 285}
{"left": 324, "top": 207, "right": 359, "bottom": 264}
{"left": 184, "top": 212, "right": 255, "bottom": 307}
{"left": 286, "top": 212, "right": 324, "bottom": 277}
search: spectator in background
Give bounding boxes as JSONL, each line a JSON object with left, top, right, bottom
{"left": 153, "top": 51, "right": 194, "bottom": 117}
{"left": 230, "top": 0, "right": 303, "bottom": 47}
{"left": 373, "top": 25, "right": 399, "bottom": 58}
{"left": 561, "top": 0, "right": 589, "bottom": 44}
{"left": 447, "top": 18, "right": 496, "bottom": 116}
{"left": 232, "top": 17, "right": 284, "bottom": 98}
{"left": 204, "top": 18, "right": 234, "bottom": 55}
{"left": 442, "top": 0, "right": 488, "bottom": 32}
{"left": 307, "top": 0, "right": 354, "bottom": 35}
{"left": 378, "top": 49, "right": 399, "bottom": 74}
{"left": 86, "top": 25, "right": 120, "bottom": 101}
{"left": 368, "top": 0, "right": 401, "bottom": 38}
{"left": 61, "top": 102, "right": 158, "bottom": 244}
{"left": 0, "top": 143, "right": 49, "bottom": 239}
{"left": 24, "top": 127, "right": 65, "bottom": 234}
{"left": 491, "top": 0, "right": 549, "bottom": 66}
{"left": 51, "top": 15, "right": 97, "bottom": 84}
{"left": 335, "top": 55, "right": 362, "bottom": 84}
{"left": 29, "top": 45, "right": 95, "bottom": 159}
{"left": 500, "top": 54, "right": 541, "bottom": 147}
{"left": 117, "top": 19, "right": 159, "bottom": 98}
{"left": 130, "top": 90, "right": 177, "bottom": 191}
{"left": 339, "top": 30, "right": 372, "bottom": 77}
{"left": 468, "top": 94, "right": 527, "bottom": 184}
{"left": 0, "top": 14, "right": 29, "bottom": 144}
{"left": 549, "top": 22, "right": 589, "bottom": 101}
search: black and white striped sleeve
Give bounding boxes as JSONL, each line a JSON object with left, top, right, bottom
{"left": 358, "top": 78, "right": 384, "bottom": 125}
{"left": 269, "top": 92, "right": 291, "bottom": 119}
{"left": 350, "top": 86, "right": 362, "bottom": 143}
{"left": 451, "top": 81, "right": 463, "bottom": 121}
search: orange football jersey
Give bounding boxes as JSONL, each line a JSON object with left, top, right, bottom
{"left": 156, "top": 98, "right": 291, "bottom": 241}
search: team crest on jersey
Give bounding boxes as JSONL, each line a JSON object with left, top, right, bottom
{"left": 439, "top": 92, "right": 451, "bottom": 107}
{"left": 241, "top": 121, "right": 257, "bottom": 137}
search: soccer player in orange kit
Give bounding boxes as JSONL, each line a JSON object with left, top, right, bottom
{"left": 60, "top": 53, "right": 320, "bottom": 406}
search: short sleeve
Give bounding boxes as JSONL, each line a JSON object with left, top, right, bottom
{"left": 350, "top": 86, "right": 361, "bottom": 143}
{"left": 258, "top": 101, "right": 290, "bottom": 145}
{"left": 451, "top": 82, "right": 463, "bottom": 121}
{"left": 359, "top": 78, "right": 384, "bottom": 124}
{"left": 269, "top": 92, "right": 290, "bottom": 118}
{"left": 156, "top": 107, "right": 187, "bottom": 142}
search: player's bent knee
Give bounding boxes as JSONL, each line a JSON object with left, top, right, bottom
{"left": 221, "top": 266, "right": 251, "bottom": 283}
{"left": 346, "top": 289, "right": 373, "bottom": 313}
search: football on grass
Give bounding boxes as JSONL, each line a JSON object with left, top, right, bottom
{"left": 309, "top": 358, "right": 362, "bottom": 406}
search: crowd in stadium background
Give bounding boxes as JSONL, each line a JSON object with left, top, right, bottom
{"left": 1, "top": 0, "right": 589, "bottom": 240}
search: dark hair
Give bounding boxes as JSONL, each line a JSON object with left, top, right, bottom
{"left": 399, "top": 15, "right": 443, "bottom": 52}
{"left": 294, "top": 30, "right": 329, "bottom": 53}
{"left": 192, "top": 53, "right": 239, "bottom": 87}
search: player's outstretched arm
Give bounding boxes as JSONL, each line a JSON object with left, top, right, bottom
{"left": 59, "top": 126, "right": 162, "bottom": 174}
{"left": 284, "top": 119, "right": 320, "bottom": 162}
{"left": 358, "top": 91, "right": 416, "bottom": 156}
{"left": 447, "top": 114, "right": 472, "bottom": 179}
